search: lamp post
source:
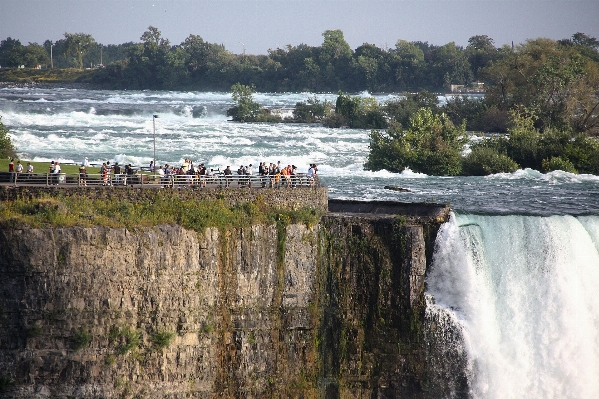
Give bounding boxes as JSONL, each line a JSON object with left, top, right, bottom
{"left": 153, "top": 114, "right": 159, "bottom": 178}
{"left": 50, "top": 44, "right": 54, "bottom": 69}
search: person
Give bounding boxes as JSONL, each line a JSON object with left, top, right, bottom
{"left": 113, "top": 162, "right": 122, "bottom": 185}
{"left": 282, "top": 165, "right": 291, "bottom": 187}
{"left": 149, "top": 160, "right": 154, "bottom": 173}
{"left": 246, "top": 164, "right": 253, "bottom": 187}
{"left": 223, "top": 165, "right": 232, "bottom": 187}
{"left": 15, "top": 161, "right": 23, "bottom": 174}
{"left": 100, "top": 162, "right": 109, "bottom": 185}
{"left": 125, "top": 163, "right": 135, "bottom": 185}
{"left": 307, "top": 163, "right": 315, "bottom": 186}
{"left": 79, "top": 165, "right": 87, "bottom": 186}
{"left": 81, "top": 157, "right": 90, "bottom": 167}
{"left": 53, "top": 161, "right": 61, "bottom": 185}
{"left": 8, "top": 159, "right": 14, "bottom": 173}
{"left": 291, "top": 165, "right": 298, "bottom": 187}
{"left": 26, "top": 162, "right": 33, "bottom": 173}
{"left": 158, "top": 165, "right": 165, "bottom": 187}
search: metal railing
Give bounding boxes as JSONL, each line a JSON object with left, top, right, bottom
{"left": 0, "top": 172, "right": 321, "bottom": 189}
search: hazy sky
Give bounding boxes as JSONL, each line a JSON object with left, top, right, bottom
{"left": 1, "top": 0, "right": 598, "bottom": 54}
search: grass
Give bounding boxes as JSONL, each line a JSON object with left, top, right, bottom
{"left": 1, "top": 158, "right": 101, "bottom": 175}
{"left": 0, "top": 192, "right": 324, "bottom": 233}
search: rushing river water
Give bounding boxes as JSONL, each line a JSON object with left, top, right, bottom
{"left": 2, "top": 87, "right": 599, "bottom": 398}
{"left": 1, "top": 87, "right": 598, "bottom": 215}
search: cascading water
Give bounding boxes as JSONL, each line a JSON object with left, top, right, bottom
{"left": 425, "top": 213, "right": 599, "bottom": 398}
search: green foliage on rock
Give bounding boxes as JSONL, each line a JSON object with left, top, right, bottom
{"left": 366, "top": 108, "right": 467, "bottom": 175}
{"left": 150, "top": 331, "right": 175, "bottom": 351}
{"left": 73, "top": 329, "right": 93, "bottom": 351}
{"left": 116, "top": 326, "right": 141, "bottom": 355}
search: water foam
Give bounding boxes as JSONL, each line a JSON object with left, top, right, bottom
{"left": 427, "top": 213, "right": 599, "bottom": 398}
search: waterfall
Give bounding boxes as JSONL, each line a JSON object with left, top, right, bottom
{"left": 425, "top": 213, "right": 599, "bottom": 399}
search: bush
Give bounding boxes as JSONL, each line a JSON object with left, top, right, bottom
{"left": 73, "top": 329, "right": 93, "bottom": 351}
{"left": 542, "top": 156, "right": 578, "bottom": 173}
{"left": 366, "top": 108, "right": 467, "bottom": 175}
{"left": 326, "top": 92, "right": 387, "bottom": 129}
{"left": 462, "top": 146, "right": 519, "bottom": 175}
{"left": 564, "top": 135, "right": 599, "bottom": 174}
{"left": 292, "top": 97, "right": 333, "bottom": 123}
{"left": 150, "top": 331, "right": 175, "bottom": 351}
{"left": 116, "top": 326, "right": 141, "bottom": 355}
{"left": 0, "top": 116, "right": 16, "bottom": 159}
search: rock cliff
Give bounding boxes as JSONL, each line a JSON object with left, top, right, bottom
{"left": 0, "top": 201, "right": 449, "bottom": 398}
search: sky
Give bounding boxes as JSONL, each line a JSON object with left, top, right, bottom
{"left": 1, "top": 0, "right": 598, "bottom": 54}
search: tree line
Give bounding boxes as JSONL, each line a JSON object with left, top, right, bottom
{"left": 2, "top": 27, "right": 596, "bottom": 94}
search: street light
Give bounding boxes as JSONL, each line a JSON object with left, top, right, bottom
{"left": 153, "top": 114, "right": 159, "bottom": 178}
{"left": 50, "top": 44, "right": 54, "bottom": 69}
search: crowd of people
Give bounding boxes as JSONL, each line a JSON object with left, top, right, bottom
{"left": 150, "top": 158, "right": 319, "bottom": 188}
{"left": 6, "top": 157, "right": 319, "bottom": 188}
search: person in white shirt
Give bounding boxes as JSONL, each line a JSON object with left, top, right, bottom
{"left": 53, "top": 162, "right": 61, "bottom": 185}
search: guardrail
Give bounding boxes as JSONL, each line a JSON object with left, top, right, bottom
{"left": 0, "top": 172, "right": 321, "bottom": 189}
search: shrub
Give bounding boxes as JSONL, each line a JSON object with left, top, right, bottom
{"left": 366, "top": 108, "right": 467, "bottom": 175}
{"left": 73, "top": 329, "right": 93, "bottom": 351}
{"left": 542, "top": 156, "right": 578, "bottom": 173}
{"left": 0, "top": 116, "right": 16, "bottom": 159}
{"left": 462, "top": 146, "right": 519, "bottom": 175}
{"left": 150, "top": 331, "right": 175, "bottom": 351}
{"left": 116, "top": 326, "right": 141, "bottom": 355}
{"left": 292, "top": 96, "right": 333, "bottom": 123}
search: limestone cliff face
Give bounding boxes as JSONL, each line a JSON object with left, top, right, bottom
{"left": 0, "top": 208, "right": 448, "bottom": 398}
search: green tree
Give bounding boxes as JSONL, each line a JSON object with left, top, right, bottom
{"left": 0, "top": 37, "right": 23, "bottom": 67}
{"left": 64, "top": 33, "right": 96, "bottom": 69}
{"left": 0, "top": 116, "right": 16, "bottom": 158}
{"left": 366, "top": 108, "right": 467, "bottom": 175}
{"left": 226, "top": 83, "right": 262, "bottom": 122}
{"left": 482, "top": 38, "right": 598, "bottom": 134}
{"left": 319, "top": 30, "right": 353, "bottom": 90}
{"left": 392, "top": 40, "right": 425, "bottom": 90}
{"left": 466, "top": 35, "right": 497, "bottom": 81}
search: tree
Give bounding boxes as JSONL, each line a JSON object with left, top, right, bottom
{"left": 0, "top": 37, "right": 23, "bottom": 67}
{"left": 226, "top": 83, "right": 262, "bottom": 122}
{"left": 482, "top": 38, "right": 598, "bottom": 133}
{"left": 64, "top": 33, "right": 96, "bottom": 69}
{"left": 0, "top": 116, "right": 16, "bottom": 158}
{"left": 466, "top": 35, "right": 497, "bottom": 80}
{"left": 366, "top": 108, "right": 467, "bottom": 175}
{"left": 392, "top": 40, "right": 425, "bottom": 90}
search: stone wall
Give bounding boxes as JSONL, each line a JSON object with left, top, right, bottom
{"left": 0, "top": 202, "right": 449, "bottom": 398}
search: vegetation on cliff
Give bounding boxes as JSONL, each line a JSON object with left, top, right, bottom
{"left": 0, "top": 193, "right": 323, "bottom": 232}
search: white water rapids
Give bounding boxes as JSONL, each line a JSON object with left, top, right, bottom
{"left": 426, "top": 213, "right": 599, "bottom": 398}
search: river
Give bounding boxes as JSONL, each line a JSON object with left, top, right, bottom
{"left": 1, "top": 87, "right": 598, "bottom": 398}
